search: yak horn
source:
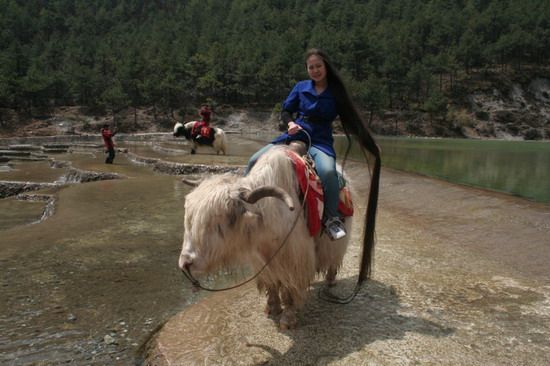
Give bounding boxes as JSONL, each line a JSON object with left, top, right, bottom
{"left": 181, "top": 178, "right": 202, "bottom": 187}
{"left": 240, "top": 186, "right": 295, "bottom": 211}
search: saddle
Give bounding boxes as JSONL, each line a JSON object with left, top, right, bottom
{"left": 189, "top": 121, "right": 214, "bottom": 146}
{"left": 286, "top": 141, "right": 353, "bottom": 237}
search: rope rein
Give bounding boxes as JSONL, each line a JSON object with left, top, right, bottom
{"left": 317, "top": 133, "right": 366, "bottom": 304}
{"left": 181, "top": 131, "right": 313, "bottom": 292}
{"left": 181, "top": 184, "right": 309, "bottom": 292}
{"left": 182, "top": 129, "right": 374, "bottom": 305}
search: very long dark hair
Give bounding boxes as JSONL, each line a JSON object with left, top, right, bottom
{"left": 305, "top": 48, "right": 381, "bottom": 286}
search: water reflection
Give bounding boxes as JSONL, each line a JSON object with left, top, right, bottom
{"left": 1, "top": 132, "right": 547, "bottom": 364}
{"left": 335, "top": 136, "right": 550, "bottom": 203}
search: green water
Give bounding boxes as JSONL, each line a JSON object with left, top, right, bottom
{"left": 335, "top": 136, "right": 550, "bottom": 204}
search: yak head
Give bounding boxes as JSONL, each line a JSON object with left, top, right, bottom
{"left": 178, "top": 174, "right": 294, "bottom": 275}
{"left": 173, "top": 122, "right": 192, "bottom": 139}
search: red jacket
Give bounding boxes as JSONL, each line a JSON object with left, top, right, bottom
{"left": 101, "top": 128, "right": 115, "bottom": 149}
{"left": 191, "top": 120, "right": 213, "bottom": 139}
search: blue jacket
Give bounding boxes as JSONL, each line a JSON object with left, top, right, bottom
{"left": 273, "top": 80, "right": 339, "bottom": 157}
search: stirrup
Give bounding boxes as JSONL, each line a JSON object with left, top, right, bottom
{"left": 324, "top": 217, "right": 346, "bottom": 240}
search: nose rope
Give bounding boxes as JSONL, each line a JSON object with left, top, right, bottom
{"left": 180, "top": 182, "right": 309, "bottom": 292}
{"left": 181, "top": 130, "right": 369, "bottom": 305}
{"left": 180, "top": 129, "right": 369, "bottom": 305}
{"left": 180, "top": 132, "right": 313, "bottom": 292}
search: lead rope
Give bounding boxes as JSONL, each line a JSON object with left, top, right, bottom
{"left": 182, "top": 130, "right": 377, "bottom": 304}
{"left": 181, "top": 131, "right": 314, "bottom": 292}
{"left": 181, "top": 186, "right": 308, "bottom": 292}
{"left": 316, "top": 132, "right": 361, "bottom": 304}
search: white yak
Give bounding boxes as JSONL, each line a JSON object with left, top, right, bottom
{"left": 178, "top": 145, "right": 351, "bottom": 329}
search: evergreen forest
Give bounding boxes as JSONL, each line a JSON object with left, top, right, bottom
{"left": 1, "top": 0, "right": 549, "bottom": 118}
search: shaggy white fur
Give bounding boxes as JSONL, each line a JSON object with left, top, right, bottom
{"left": 179, "top": 145, "right": 351, "bottom": 329}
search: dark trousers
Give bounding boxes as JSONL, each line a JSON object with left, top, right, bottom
{"left": 194, "top": 135, "right": 214, "bottom": 146}
{"left": 105, "top": 148, "right": 115, "bottom": 164}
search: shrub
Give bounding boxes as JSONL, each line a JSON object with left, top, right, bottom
{"left": 524, "top": 128, "right": 542, "bottom": 140}
{"left": 475, "top": 111, "right": 490, "bottom": 120}
{"left": 448, "top": 109, "right": 475, "bottom": 128}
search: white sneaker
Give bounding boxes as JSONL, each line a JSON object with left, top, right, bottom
{"left": 324, "top": 217, "right": 346, "bottom": 240}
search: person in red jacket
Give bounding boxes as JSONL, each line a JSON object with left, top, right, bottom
{"left": 100, "top": 124, "right": 117, "bottom": 164}
{"left": 190, "top": 105, "right": 214, "bottom": 153}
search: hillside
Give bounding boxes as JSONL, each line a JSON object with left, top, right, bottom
{"left": 369, "top": 71, "right": 550, "bottom": 140}
{"left": 1, "top": 0, "right": 549, "bottom": 137}
{"left": 1, "top": 71, "right": 548, "bottom": 141}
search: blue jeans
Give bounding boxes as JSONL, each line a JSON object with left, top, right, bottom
{"left": 245, "top": 144, "right": 340, "bottom": 219}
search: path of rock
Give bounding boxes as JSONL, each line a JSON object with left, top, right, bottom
{"left": 146, "top": 164, "right": 550, "bottom": 365}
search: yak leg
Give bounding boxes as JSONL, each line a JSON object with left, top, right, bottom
{"left": 190, "top": 141, "right": 197, "bottom": 155}
{"left": 264, "top": 286, "right": 282, "bottom": 318}
{"left": 325, "top": 266, "right": 338, "bottom": 287}
{"left": 279, "top": 288, "right": 297, "bottom": 330}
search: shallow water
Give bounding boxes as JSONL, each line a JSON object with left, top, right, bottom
{"left": 0, "top": 198, "right": 45, "bottom": 230}
{"left": 0, "top": 135, "right": 267, "bottom": 364}
{"left": 2, "top": 133, "right": 547, "bottom": 364}
{"left": 334, "top": 136, "right": 550, "bottom": 203}
{"left": 0, "top": 160, "right": 68, "bottom": 182}
{"left": 145, "top": 148, "right": 550, "bottom": 366}
{"left": 1, "top": 164, "right": 189, "bottom": 364}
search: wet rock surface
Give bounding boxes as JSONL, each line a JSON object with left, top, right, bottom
{"left": 1, "top": 134, "right": 548, "bottom": 365}
{"left": 127, "top": 152, "right": 244, "bottom": 176}
{"left": 0, "top": 168, "right": 124, "bottom": 199}
{"left": 0, "top": 136, "right": 252, "bottom": 365}
{"left": 1, "top": 169, "right": 198, "bottom": 365}
{"left": 145, "top": 164, "right": 550, "bottom": 366}
{"left": 0, "top": 181, "right": 58, "bottom": 199}
{"left": 61, "top": 167, "right": 125, "bottom": 184}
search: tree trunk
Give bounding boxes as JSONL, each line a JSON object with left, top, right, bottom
{"left": 425, "top": 78, "right": 430, "bottom": 99}
{"left": 388, "top": 79, "right": 393, "bottom": 109}
{"left": 368, "top": 110, "right": 374, "bottom": 127}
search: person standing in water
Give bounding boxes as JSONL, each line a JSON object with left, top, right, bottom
{"left": 246, "top": 48, "right": 381, "bottom": 243}
{"left": 101, "top": 123, "right": 117, "bottom": 164}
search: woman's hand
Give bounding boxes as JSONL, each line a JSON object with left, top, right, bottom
{"left": 287, "top": 121, "right": 302, "bottom": 135}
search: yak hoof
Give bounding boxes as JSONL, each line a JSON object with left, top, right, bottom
{"left": 264, "top": 304, "right": 282, "bottom": 318}
{"left": 325, "top": 268, "right": 337, "bottom": 287}
{"left": 325, "top": 274, "right": 337, "bottom": 287}
{"left": 191, "top": 149, "right": 196, "bottom": 154}
{"left": 279, "top": 312, "right": 297, "bottom": 330}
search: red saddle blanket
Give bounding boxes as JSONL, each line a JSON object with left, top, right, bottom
{"left": 286, "top": 150, "right": 353, "bottom": 236}
{"left": 191, "top": 121, "right": 214, "bottom": 139}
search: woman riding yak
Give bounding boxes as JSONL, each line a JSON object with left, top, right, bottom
{"left": 247, "top": 48, "right": 381, "bottom": 251}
